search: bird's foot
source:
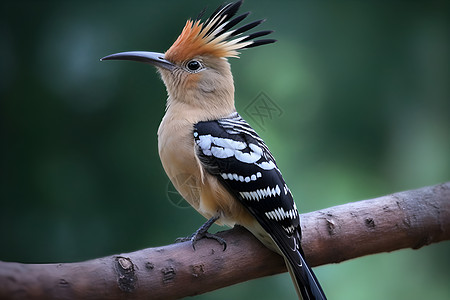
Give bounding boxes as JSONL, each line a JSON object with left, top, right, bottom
{"left": 175, "top": 215, "right": 227, "bottom": 251}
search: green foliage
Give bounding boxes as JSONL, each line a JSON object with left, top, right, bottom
{"left": 1, "top": 1, "right": 449, "bottom": 299}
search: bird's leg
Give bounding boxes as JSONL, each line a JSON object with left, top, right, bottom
{"left": 176, "top": 215, "right": 227, "bottom": 251}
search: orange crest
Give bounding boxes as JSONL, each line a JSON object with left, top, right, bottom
{"left": 165, "top": 0, "right": 275, "bottom": 63}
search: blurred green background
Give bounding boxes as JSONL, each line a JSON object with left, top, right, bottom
{"left": 1, "top": 0, "right": 449, "bottom": 299}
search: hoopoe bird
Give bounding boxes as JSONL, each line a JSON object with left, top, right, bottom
{"left": 101, "top": 1, "right": 326, "bottom": 299}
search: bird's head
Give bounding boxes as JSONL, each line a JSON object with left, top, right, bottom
{"left": 101, "top": 0, "right": 275, "bottom": 115}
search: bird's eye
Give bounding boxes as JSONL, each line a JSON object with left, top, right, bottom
{"left": 186, "top": 60, "right": 202, "bottom": 72}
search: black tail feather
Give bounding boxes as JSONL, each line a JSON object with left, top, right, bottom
{"left": 286, "top": 253, "right": 327, "bottom": 300}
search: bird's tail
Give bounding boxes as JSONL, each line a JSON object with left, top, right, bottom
{"left": 284, "top": 252, "right": 327, "bottom": 300}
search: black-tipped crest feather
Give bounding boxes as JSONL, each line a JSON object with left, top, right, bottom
{"left": 196, "top": 0, "right": 275, "bottom": 53}
{"left": 244, "top": 39, "right": 277, "bottom": 48}
{"left": 230, "top": 19, "right": 265, "bottom": 36}
{"left": 241, "top": 30, "right": 273, "bottom": 43}
{"left": 218, "top": 12, "right": 250, "bottom": 36}
{"left": 195, "top": 7, "right": 207, "bottom": 22}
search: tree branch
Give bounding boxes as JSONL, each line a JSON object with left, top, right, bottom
{"left": 1, "top": 182, "right": 449, "bottom": 300}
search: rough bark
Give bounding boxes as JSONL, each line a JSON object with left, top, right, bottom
{"left": 1, "top": 182, "right": 449, "bottom": 300}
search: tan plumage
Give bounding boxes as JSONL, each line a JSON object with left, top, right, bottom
{"left": 157, "top": 95, "right": 256, "bottom": 229}
{"left": 101, "top": 1, "right": 325, "bottom": 299}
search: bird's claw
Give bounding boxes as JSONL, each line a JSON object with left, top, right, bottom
{"left": 175, "top": 236, "right": 191, "bottom": 243}
{"left": 175, "top": 232, "right": 227, "bottom": 251}
{"left": 175, "top": 215, "right": 227, "bottom": 251}
{"left": 194, "top": 232, "right": 227, "bottom": 251}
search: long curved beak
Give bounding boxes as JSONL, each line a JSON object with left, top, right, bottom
{"left": 100, "top": 51, "right": 174, "bottom": 71}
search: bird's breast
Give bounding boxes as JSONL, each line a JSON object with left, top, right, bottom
{"left": 157, "top": 111, "right": 255, "bottom": 227}
{"left": 158, "top": 114, "right": 202, "bottom": 207}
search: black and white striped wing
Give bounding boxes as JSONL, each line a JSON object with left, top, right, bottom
{"left": 194, "top": 112, "right": 327, "bottom": 300}
{"left": 193, "top": 112, "right": 303, "bottom": 263}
